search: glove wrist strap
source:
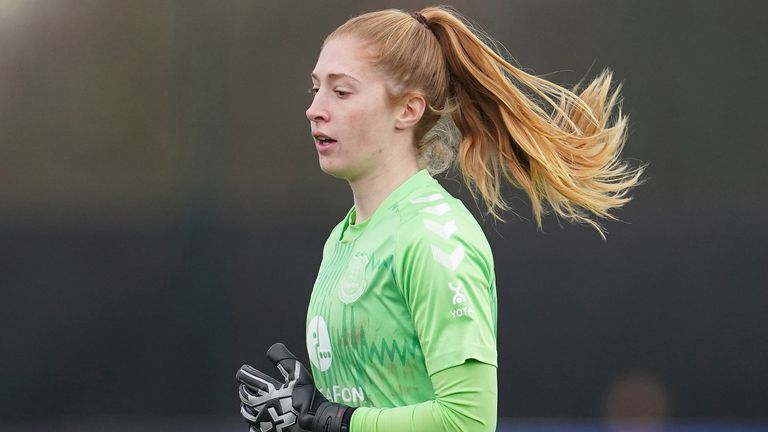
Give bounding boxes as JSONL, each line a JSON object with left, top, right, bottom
{"left": 312, "top": 401, "right": 356, "bottom": 432}
{"left": 340, "top": 406, "right": 355, "bottom": 432}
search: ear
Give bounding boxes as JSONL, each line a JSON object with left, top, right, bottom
{"left": 394, "top": 93, "right": 426, "bottom": 130}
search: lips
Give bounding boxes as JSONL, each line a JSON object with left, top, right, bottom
{"left": 313, "top": 132, "right": 337, "bottom": 152}
{"left": 313, "top": 132, "right": 336, "bottom": 144}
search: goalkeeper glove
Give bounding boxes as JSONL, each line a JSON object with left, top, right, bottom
{"left": 237, "top": 343, "right": 356, "bottom": 432}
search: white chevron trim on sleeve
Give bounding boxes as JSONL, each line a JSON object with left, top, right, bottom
{"left": 431, "top": 244, "right": 465, "bottom": 271}
{"left": 410, "top": 193, "right": 444, "bottom": 204}
{"left": 420, "top": 203, "right": 450, "bottom": 216}
{"left": 423, "top": 219, "right": 457, "bottom": 240}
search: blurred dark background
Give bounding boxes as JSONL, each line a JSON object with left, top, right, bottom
{"left": 1, "top": 0, "right": 766, "bottom": 430}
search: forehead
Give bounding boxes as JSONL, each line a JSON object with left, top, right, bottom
{"left": 311, "top": 37, "right": 379, "bottom": 81}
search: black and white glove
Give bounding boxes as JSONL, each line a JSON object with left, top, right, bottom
{"left": 237, "top": 343, "right": 356, "bottom": 432}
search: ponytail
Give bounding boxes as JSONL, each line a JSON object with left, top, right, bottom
{"left": 329, "top": 7, "right": 644, "bottom": 237}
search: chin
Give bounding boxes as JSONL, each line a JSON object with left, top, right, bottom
{"left": 318, "top": 159, "right": 360, "bottom": 182}
{"left": 318, "top": 160, "right": 347, "bottom": 180}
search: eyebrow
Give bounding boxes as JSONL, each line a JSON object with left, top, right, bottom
{"left": 310, "top": 72, "right": 361, "bottom": 83}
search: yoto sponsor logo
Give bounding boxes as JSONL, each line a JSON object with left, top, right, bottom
{"left": 307, "top": 315, "right": 332, "bottom": 372}
{"left": 449, "top": 282, "right": 467, "bottom": 304}
{"left": 448, "top": 281, "right": 473, "bottom": 319}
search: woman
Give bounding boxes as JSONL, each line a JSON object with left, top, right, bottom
{"left": 236, "top": 6, "right": 643, "bottom": 432}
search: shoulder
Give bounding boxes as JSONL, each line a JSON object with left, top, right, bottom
{"left": 392, "top": 182, "right": 493, "bottom": 273}
{"left": 395, "top": 182, "right": 488, "bottom": 245}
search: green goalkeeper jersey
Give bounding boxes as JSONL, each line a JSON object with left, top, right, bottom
{"left": 305, "top": 169, "right": 497, "bottom": 408}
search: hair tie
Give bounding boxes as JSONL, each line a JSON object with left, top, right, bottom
{"left": 411, "top": 11, "right": 430, "bottom": 30}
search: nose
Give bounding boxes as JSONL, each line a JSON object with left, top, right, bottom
{"left": 305, "top": 94, "right": 328, "bottom": 123}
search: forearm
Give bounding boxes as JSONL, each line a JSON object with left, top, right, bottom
{"left": 350, "top": 360, "right": 497, "bottom": 432}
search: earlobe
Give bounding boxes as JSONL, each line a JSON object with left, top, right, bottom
{"left": 395, "top": 94, "right": 427, "bottom": 130}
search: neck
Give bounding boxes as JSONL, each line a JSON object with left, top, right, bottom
{"left": 349, "top": 160, "right": 420, "bottom": 224}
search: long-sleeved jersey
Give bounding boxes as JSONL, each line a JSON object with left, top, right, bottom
{"left": 306, "top": 169, "right": 498, "bottom": 431}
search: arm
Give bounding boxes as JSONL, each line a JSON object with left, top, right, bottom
{"left": 350, "top": 359, "right": 497, "bottom": 432}
{"left": 236, "top": 346, "right": 496, "bottom": 432}
{"left": 372, "top": 206, "right": 498, "bottom": 431}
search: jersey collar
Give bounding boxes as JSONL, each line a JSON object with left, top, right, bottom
{"left": 339, "top": 169, "right": 434, "bottom": 242}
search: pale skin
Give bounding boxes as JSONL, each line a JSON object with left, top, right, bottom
{"left": 306, "top": 36, "right": 427, "bottom": 223}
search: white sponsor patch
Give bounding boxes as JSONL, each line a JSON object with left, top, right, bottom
{"left": 307, "top": 315, "right": 332, "bottom": 372}
{"left": 423, "top": 219, "right": 457, "bottom": 240}
{"left": 449, "top": 282, "right": 467, "bottom": 304}
{"left": 431, "top": 244, "right": 465, "bottom": 271}
{"left": 450, "top": 306, "right": 474, "bottom": 318}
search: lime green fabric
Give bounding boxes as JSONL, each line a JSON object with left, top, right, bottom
{"left": 350, "top": 360, "right": 497, "bottom": 432}
{"left": 306, "top": 169, "right": 497, "bottom": 410}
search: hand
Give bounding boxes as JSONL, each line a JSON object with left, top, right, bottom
{"left": 237, "top": 343, "right": 356, "bottom": 432}
{"left": 236, "top": 349, "right": 304, "bottom": 432}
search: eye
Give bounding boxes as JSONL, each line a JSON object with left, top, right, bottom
{"left": 334, "top": 89, "right": 350, "bottom": 97}
{"left": 308, "top": 87, "right": 319, "bottom": 95}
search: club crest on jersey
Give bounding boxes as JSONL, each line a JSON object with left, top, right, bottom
{"left": 338, "top": 253, "right": 369, "bottom": 304}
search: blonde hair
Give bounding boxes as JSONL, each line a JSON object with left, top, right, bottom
{"left": 328, "top": 6, "right": 644, "bottom": 238}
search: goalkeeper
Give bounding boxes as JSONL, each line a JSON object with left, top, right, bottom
{"left": 237, "top": 5, "right": 643, "bottom": 432}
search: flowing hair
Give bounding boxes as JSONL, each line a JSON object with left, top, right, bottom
{"left": 328, "top": 6, "right": 645, "bottom": 238}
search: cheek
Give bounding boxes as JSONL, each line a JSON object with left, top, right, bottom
{"left": 351, "top": 101, "right": 393, "bottom": 136}
{"left": 345, "top": 106, "right": 381, "bottom": 142}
